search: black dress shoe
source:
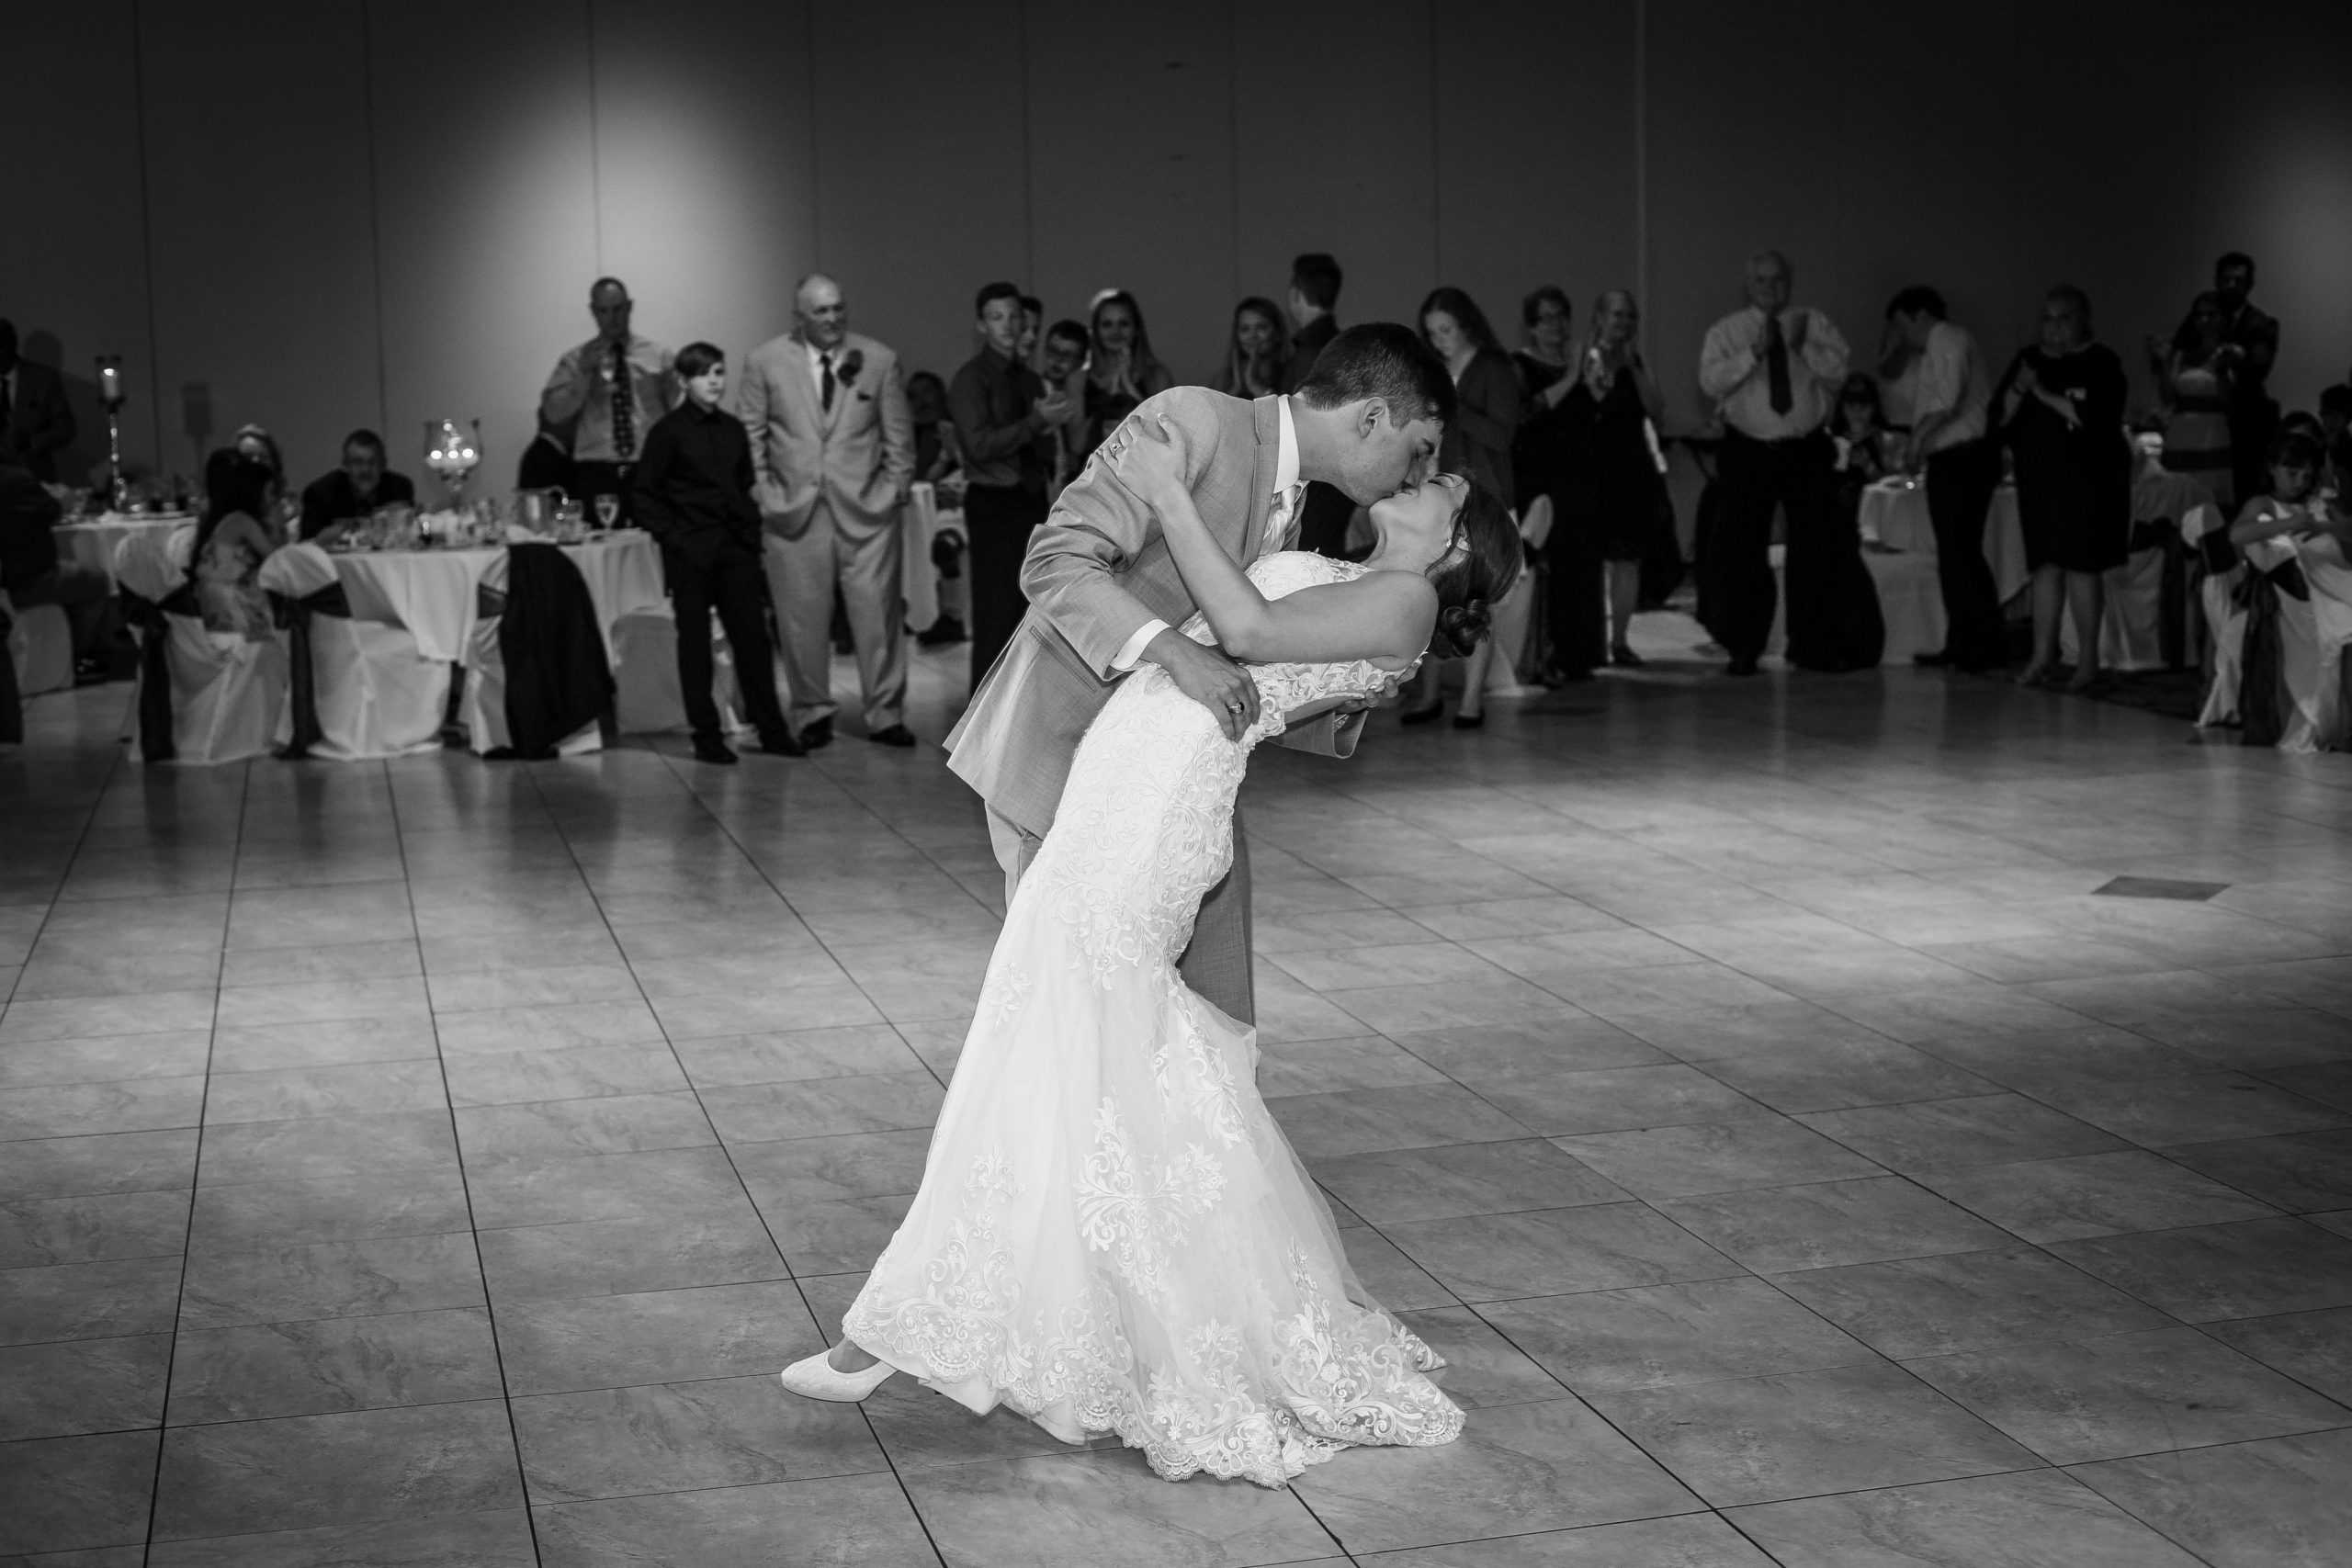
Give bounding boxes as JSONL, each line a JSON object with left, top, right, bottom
{"left": 692, "top": 737, "right": 739, "bottom": 764}
{"left": 1399, "top": 702, "right": 1444, "bottom": 726}
{"left": 1451, "top": 711, "right": 1485, "bottom": 729}
{"left": 915, "top": 616, "right": 967, "bottom": 647}
{"left": 1912, "top": 650, "right": 1954, "bottom": 668}
{"left": 866, "top": 724, "right": 917, "bottom": 748}
{"left": 1724, "top": 657, "right": 1761, "bottom": 677}
{"left": 757, "top": 731, "right": 807, "bottom": 758}
{"left": 1611, "top": 643, "right": 1645, "bottom": 669}
{"left": 798, "top": 716, "right": 833, "bottom": 750}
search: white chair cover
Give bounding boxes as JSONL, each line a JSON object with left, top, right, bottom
{"left": 308, "top": 617, "right": 447, "bottom": 761}
{"left": 2183, "top": 502, "right": 2245, "bottom": 727}
{"left": 1862, "top": 549, "right": 1947, "bottom": 664}
{"left": 131, "top": 613, "right": 289, "bottom": 764}
{"left": 460, "top": 549, "right": 601, "bottom": 757}
{"left": 5, "top": 594, "right": 74, "bottom": 697}
{"left": 902, "top": 481, "right": 944, "bottom": 633}
{"left": 254, "top": 541, "right": 341, "bottom": 600}
{"left": 2289, "top": 539, "right": 2352, "bottom": 754}
{"left": 2061, "top": 547, "right": 2166, "bottom": 672}
{"left": 611, "top": 605, "right": 747, "bottom": 736}
{"left": 112, "top": 525, "right": 194, "bottom": 605}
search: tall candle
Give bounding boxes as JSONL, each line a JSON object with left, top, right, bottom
{"left": 96, "top": 358, "right": 124, "bottom": 409}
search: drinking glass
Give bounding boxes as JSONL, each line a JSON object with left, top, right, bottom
{"left": 594, "top": 494, "right": 619, "bottom": 532}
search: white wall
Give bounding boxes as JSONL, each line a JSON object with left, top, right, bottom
{"left": 6, "top": 0, "right": 2348, "bottom": 496}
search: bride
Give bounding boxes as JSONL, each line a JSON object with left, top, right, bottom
{"left": 781, "top": 412, "right": 1522, "bottom": 1487}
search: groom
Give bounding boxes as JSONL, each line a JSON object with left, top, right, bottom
{"left": 945, "top": 323, "right": 1455, "bottom": 1022}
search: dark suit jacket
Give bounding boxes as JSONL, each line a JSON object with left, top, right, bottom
{"left": 1282, "top": 315, "right": 1340, "bottom": 395}
{"left": 298, "top": 468, "right": 418, "bottom": 540}
{"left": 2, "top": 361, "right": 75, "bottom": 482}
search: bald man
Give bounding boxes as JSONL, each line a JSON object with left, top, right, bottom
{"left": 540, "top": 276, "right": 680, "bottom": 519}
{"left": 737, "top": 275, "right": 916, "bottom": 747}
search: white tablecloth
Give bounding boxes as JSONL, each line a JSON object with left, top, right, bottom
{"left": 53, "top": 515, "right": 193, "bottom": 590}
{"left": 1857, "top": 479, "right": 2030, "bottom": 602}
{"left": 329, "top": 532, "right": 665, "bottom": 662}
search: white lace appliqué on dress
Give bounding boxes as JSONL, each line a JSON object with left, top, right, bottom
{"left": 842, "top": 553, "right": 1461, "bottom": 1486}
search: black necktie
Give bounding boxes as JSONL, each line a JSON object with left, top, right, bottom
{"left": 820, "top": 353, "right": 836, "bottom": 414}
{"left": 1765, "top": 315, "right": 1792, "bottom": 416}
{"left": 609, "top": 342, "right": 636, "bottom": 459}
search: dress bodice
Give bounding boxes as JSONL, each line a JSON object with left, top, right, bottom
{"left": 1173, "top": 550, "right": 1415, "bottom": 744}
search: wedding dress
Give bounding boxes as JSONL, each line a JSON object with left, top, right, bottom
{"left": 842, "top": 550, "right": 1463, "bottom": 1486}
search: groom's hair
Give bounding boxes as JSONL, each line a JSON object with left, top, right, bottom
{"left": 1295, "top": 323, "right": 1457, "bottom": 428}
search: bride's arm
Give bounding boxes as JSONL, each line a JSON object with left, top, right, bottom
{"left": 1115, "top": 414, "right": 1435, "bottom": 665}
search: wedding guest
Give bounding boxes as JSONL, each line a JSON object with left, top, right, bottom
{"left": 1018, "top": 295, "right": 1045, "bottom": 369}
{"left": 907, "top": 370, "right": 970, "bottom": 649}
{"left": 0, "top": 462, "right": 115, "bottom": 671}
{"left": 1555, "top": 290, "right": 1668, "bottom": 670}
{"left": 298, "top": 429, "right": 416, "bottom": 542}
{"left": 190, "top": 450, "right": 282, "bottom": 641}
{"left": 2213, "top": 252, "right": 2280, "bottom": 505}
{"left": 2149, "top": 292, "right": 2239, "bottom": 510}
{"left": 1039, "top": 319, "right": 1091, "bottom": 492}
{"left": 1513, "top": 286, "right": 1599, "bottom": 681}
{"left": 1219, "top": 297, "right": 1291, "bottom": 399}
{"left": 1287, "top": 254, "right": 1354, "bottom": 558}
{"left": 951, "top": 281, "right": 1070, "bottom": 689}
{"left": 908, "top": 372, "right": 958, "bottom": 489}
{"left": 540, "top": 276, "right": 680, "bottom": 521}
{"left": 1404, "top": 286, "right": 1521, "bottom": 724}
{"left": 231, "top": 423, "right": 285, "bottom": 484}
{"left": 1995, "top": 284, "right": 2132, "bottom": 691}
{"left": 1079, "top": 289, "right": 1174, "bottom": 462}
{"left": 738, "top": 273, "right": 916, "bottom": 749}
{"left": 1887, "top": 287, "right": 2004, "bottom": 671}
{"left": 516, "top": 412, "right": 576, "bottom": 493}
{"left": 2227, "top": 431, "right": 2350, "bottom": 750}
{"left": 0, "top": 321, "right": 75, "bottom": 482}
{"left": 1697, "top": 250, "right": 1866, "bottom": 675}
{"left": 632, "top": 343, "right": 798, "bottom": 764}
{"left": 1283, "top": 254, "right": 1343, "bottom": 393}
{"left": 2320, "top": 385, "right": 2352, "bottom": 494}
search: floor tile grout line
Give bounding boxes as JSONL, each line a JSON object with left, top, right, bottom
{"left": 136, "top": 749, "right": 243, "bottom": 1562}
{"left": 389, "top": 759, "right": 552, "bottom": 1568}
{"left": 527, "top": 749, "right": 953, "bottom": 1565}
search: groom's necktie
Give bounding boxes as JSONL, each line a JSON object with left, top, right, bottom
{"left": 1263, "top": 481, "right": 1305, "bottom": 555}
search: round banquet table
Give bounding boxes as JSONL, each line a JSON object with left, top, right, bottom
{"left": 328, "top": 531, "right": 666, "bottom": 662}
{"left": 1857, "top": 479, "right": 2029, "bottom": 602}
{"left": 1853, "top": 480, "right": 2029, "bottom": 665}
{"left": 52, "top": 514, "right": 195, "bottom": 591}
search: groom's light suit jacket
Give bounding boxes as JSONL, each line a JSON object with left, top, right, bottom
{"left": 945, "top": 386, "right": 1363, "bottom": 843}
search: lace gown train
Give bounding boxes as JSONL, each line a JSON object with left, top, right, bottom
{"left": 842, "top": 551, "right": 1463, "bottom": 1485}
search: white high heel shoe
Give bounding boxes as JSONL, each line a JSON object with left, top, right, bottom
{"left": 780, "top": 1347, "right": 894, "bottom": 1402}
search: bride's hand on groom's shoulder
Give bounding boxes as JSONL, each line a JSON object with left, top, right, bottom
{"left": 1110, "top": 413, "right": 1185, "bottom": 502}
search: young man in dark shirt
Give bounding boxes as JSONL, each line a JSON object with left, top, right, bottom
{"left": 948, "top": 281, "right": 1072, "bottom": 690}
{"left": 630, "top": 342, "right": 800, "bottom": 763}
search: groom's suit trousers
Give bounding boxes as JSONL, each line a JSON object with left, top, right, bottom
{"left": 989, "top": 804, "right": 1256, "bottom": 1025}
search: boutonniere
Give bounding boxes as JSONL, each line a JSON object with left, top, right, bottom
{"left": 838, "top": 349, "right": 865, "bottom": 387}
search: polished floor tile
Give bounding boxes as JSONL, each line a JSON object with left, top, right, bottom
{"left": 9, "top": 650, "right": 2352, "bottom": 1562}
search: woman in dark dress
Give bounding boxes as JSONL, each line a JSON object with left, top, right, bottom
{"left": 1513, "top": 286, "right": 1600, "bottom": 681}
{"left": 1078, "top": 289, "right": 1175, "bottom": 463}
{"left": 1405, "top": 286, "right": 1522, "bottom": 724}
{"left": 1994, "top": 284, "right": 2132, "bottom": 689}
{"left": 1556, "top": 290, "right": 1669, "bottom": 667}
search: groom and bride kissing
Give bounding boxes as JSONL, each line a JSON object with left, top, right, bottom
{"left": 781, "top": 321, "right": 1523, "bottom": 1486}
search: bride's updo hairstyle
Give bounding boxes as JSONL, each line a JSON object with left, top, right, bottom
{"left": 1424, "top": 479, "right": 1521, "bottom": 659}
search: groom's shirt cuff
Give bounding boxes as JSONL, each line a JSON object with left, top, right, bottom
{"left": 1112, "top": 619, "right": 1171, "bottom": 671}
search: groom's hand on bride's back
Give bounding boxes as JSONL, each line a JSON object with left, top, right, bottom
{"left": 1146, "top": 627, "right": 1259, "bottom": 740}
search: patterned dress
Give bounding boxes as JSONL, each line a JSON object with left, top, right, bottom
{"left": 843, "top": 551, "right": 1462, "bottom": 1486}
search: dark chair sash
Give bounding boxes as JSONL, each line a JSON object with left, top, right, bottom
{"left": 270, "top": 581, "right": 355, "bottom": 759}
{"left": 120, "top": 581, "right": 200, "bottom": 762}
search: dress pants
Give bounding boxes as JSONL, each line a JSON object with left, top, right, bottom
{"left": 989, "top": 802, "right": 1256, "bottom": 1025}
{"left": 1924, "top": 438, "right": 2007, "bottom": 668}
{"left": 1703, "top": 430, "right": 1880, "bottom": 668}
{"left": 964, "top": 482, "right": 1048, "bottom": 692}
{"left": 665, "top": 541, "right": 787, "bottom": 743}
{"left": 761, "top": 499, "right": 906, "bottom": 732}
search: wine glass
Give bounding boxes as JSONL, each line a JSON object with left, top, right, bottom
{"left": 594, "top": 494, "right": 619, "bottom": 533}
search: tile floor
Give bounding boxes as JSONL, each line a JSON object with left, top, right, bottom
{"left": 5, "top": 645, "right": 2352, "bottom": 1567}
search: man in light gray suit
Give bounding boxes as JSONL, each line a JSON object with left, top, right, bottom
{"left": 738, "top": 274, "right": 917, "bottom": 748}
{"left": 945, "top": 323, "right": 1455, "bottom": 1022}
